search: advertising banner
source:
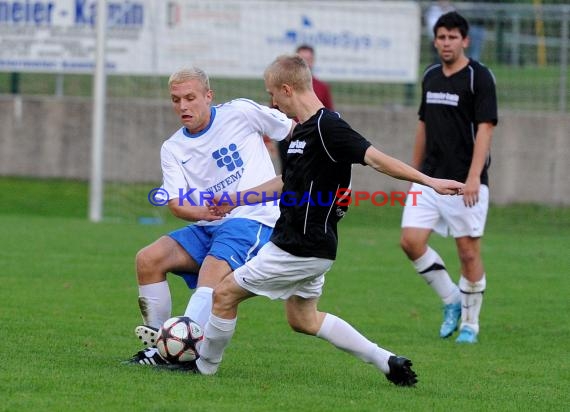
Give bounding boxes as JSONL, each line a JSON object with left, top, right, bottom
{"left": 0, "top": 0, "right": 420, "bottom": 82}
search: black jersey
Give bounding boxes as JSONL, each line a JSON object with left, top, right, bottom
{"left": 270, "top": 108, "right": 371, "bottom": 260}
{"left": 418, "top": 59, "right": 498, "bottom": 186}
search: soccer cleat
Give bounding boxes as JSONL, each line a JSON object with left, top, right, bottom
{"left": 456, "top": 326, "right": 478, "bottom": 343}
{"left": 385, "top": 356, "right": 418, "bottom": 387}
{"left": 124, "top": 347, "right": 168, "bottom": 366}
{"left": 156, "top": 360, "right": 200, "bottom": 374}
{"left": 439, "top": 302, "right": 461, "bottom": 338}
{"left": 135, "top": 325, "right": 159, "bottom": 348}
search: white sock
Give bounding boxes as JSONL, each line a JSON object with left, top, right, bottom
{"left": 413, "top": 247, "right": 460, "bottom": 305}
{"left": 316, "top": 313, "right": 394, "bottom": 374}
{"left": 196, "top": 314, "right": 236, "bottom": 375}
{"left": 138, "top": 281, "right": 172, "bottom": 329}
{"left": 183, "top": 287, "right": 213, "bottom": 328}
{"left": 459, "top": 274, "right": 486, "bottom": 334}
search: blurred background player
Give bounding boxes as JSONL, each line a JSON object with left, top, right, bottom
{"left": 295, "top": 44, "right": 334, "bottom": 110}
{"left": 400, "top": 11, "right": 498, "bottom": 344}
{"left": 128, "top": 67, "right": 294, "bottom": 365}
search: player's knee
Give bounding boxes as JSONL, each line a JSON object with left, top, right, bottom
{"left": 198, "top": 270, "right": 228, "bottom": 289}
{"left": 287, "top": 319, "right": 311, "bottom": 335}
{"left": 211, "top": 284, "right": 238, "bottom": 316}
{"left": 135, "top": 248, "right": 149, "bottom": 274}
{"left": 399, "top": 234, "right": 409, "bottom": 251}
{"left": 400, "top": 234, "right": 418, "bottom": 258}
{"left": 286, "top": 315, "right": 317, "bottom": 336}
{"left": 135, "top": 246, "right": 161, "bottom": 283}
{"left": 457, "top": 248, "right": 479, "bottom": 266}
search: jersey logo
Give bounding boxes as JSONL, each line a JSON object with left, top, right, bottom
{"left": 426, "top": 91, "right": 459, "bottom": 107}
{"left": 287, "top": 140, "right": 306, "bottom": 155}
{"left": 212, "top": 144, "right": 243, "bottom": 172}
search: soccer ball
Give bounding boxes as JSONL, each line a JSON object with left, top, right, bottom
{"left": 156, "top": 316, "right": 204, "bottom": 364}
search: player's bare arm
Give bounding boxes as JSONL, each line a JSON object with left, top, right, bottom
{"left": 405, "top": 121, "right": 428, "bottom": 192}
{"left": 464, "top": 122, "right": 495, "bottom": 207}
{"left": 363, "top": 146, "right": 464, "bottom": 195}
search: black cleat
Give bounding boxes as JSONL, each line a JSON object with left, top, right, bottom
{"left": 123, "top": 347, "right": 200, "bottom": 374}
{"left": 155, "top": 360, "right": 200, "bottom": 374}
{"left": 124, "top": 347, "right": 168, "bottom": 366}
{"left": 385, "top": 356, "right": 418, "bottom": 387}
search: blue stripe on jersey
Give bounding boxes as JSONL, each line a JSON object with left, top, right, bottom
{"left": 182, "top": 107, "right": 217, "bottom": 138}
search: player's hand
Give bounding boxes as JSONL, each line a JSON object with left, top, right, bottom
{"left": 429, "top": 178, "right": 465, "bottom": 196}
{"left": 207, "top": 203, "right": 236, "bottom": 217}
{"left": 199, "top": 206, "right": 225, "bottom": 221}
{"left": 206, "top": 195, "right": 239, "bottom": 217}
{"left": 463, "top": 177, "right": 481, "bottom": 207}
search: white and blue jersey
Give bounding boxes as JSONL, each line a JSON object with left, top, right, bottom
{"left": 161, "top": 98, "right": 292, "bottom": 289}
{"left": 160, "top": 98, "right": 292, "bottom": 227}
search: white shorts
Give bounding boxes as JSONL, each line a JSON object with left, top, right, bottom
{"left": 233, "top": 242, "right": 334, "bottom": 300}
{"left": 401, "top": 183, "right": 489, "bottom": 238}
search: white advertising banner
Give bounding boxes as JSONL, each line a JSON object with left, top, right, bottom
{"left": 0, "top": 0, "right": 420, "bottom": 82}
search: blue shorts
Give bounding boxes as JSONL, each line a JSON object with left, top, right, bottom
{"left": 168, "top": 218, "right": 273, "bottom": 289}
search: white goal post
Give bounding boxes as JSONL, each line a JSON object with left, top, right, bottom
{"left": 89, "top": 0, "right": 108, "bottom": 222}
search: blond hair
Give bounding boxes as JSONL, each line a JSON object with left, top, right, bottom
{"left": 264, "top": 55, "right": 312, "bottom": 92}
{"left": 168, "top": 67, "right": 211, "bottom": 90}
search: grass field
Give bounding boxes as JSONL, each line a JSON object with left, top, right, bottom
{"left": 1, "top": 178, "right": 569, "bottom": 411}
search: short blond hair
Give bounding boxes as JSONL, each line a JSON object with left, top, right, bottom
{"left": 168, "top": 67, "right": 210, "bottom": 90}
{"left": 264, "top": 54, "right": 312, "bottom": 92}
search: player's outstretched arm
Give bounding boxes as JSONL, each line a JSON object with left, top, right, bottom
{"left": 208, "top": 175, "right": 285, "bottom": 217}
{"left": 363, "top": 146, "right": 464, "bottom": 195}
